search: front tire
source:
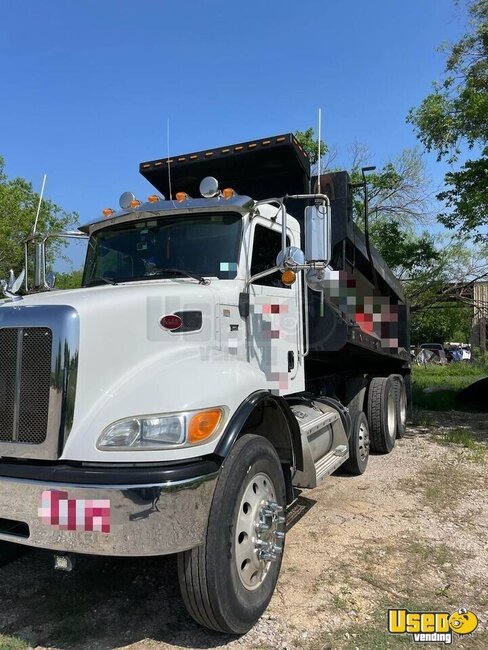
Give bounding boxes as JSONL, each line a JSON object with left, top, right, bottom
{"left": 178, "top": 434, "right": 286, "bottom": 634}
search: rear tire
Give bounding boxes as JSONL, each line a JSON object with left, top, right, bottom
{"left": 394, "top": 376, "right": 407, "bottom": 438}
{"left": 342, "top": 410, "right": 370, "bottom": 475}
{"left": 367, "top": 376, "right": 397, "bottom": 454}
{"left": 178, "top": 434, "right": 286, "bottom": 634}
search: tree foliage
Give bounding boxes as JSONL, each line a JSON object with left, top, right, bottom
{"left": 0, "top": 156, "right": 77, "bottom": 280}
{"left": 408, "top": 0, "right": 488, "bottom": 239}
{"left": 55, "top": 269, "right": 84, "bottom": 290}
{"left": 294, "top": 127, "right": 327, "bottom": 166}
{"left": 294, "top": 129, "right": 488, "bottom": 340}
{"left": 410, "top": 302, "right": 473, "bottom": 344}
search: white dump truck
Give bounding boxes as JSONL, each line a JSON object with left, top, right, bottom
{"left": 0, "top": 134, "right": 410, "bottom": 633}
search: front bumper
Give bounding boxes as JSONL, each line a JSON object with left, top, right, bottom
{"left": 0, "top": 469, "right": 218, "bottom": 556}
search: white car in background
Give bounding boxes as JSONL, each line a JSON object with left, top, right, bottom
{"left": 460, "top": 345, "right": 471, "bottom": 361}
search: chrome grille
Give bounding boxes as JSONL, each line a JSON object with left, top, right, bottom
{"left": 0, "top": 327, "right": 52, "bottom": 445}
{"left": 0, "top": 329, "right": 17, "bottom": 442}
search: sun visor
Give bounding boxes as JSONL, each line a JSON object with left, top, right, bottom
{"left": 139, "top": 133, "right": 311, "bottom": 200}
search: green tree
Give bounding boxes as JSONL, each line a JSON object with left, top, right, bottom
{"left": 294, "top": 127, "right": 327, "bottom": 166}
{"left": 0, "top": 156, "right": 77, "bottom": 280}
{"left": 55, "top": 269, "right": 84, "bottom": 290}
{"left": 349, "top": 147, "right": 434, "bottom": 228}
{"left": 408, "top": 0, "right": 488, "bottom": 239}
{"left": 294, "top": 129, "right": 488, "bottom": 337}
{"left": 410, "top": 303, "right": 473, "bottom": 344}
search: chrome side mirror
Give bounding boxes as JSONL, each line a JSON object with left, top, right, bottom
{"left": 305, "top": 204, "right": 330, "bottom": 264}
{"left": 34, "top": 243, "right": 44, "bottom": 288}
{"left": 119, "top": 192, "right": 136, "bottom": 209}
{"left": 46, "top": 271, "right": 56, "bottom": 289}
{"left": 199, "top": 176, "right": 220, "bottom": 198}
{"left": 276, "top": 246, "right": 305, "bottom": 270}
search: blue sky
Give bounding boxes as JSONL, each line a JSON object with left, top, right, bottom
{"left": 1, "top": 0, "right": 468, "bottom": 231}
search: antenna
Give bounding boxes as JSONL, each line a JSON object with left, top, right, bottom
{"left": 317, "top": 108, "right": 322, "bottom": 194}
{"left": 33, "top": 173, "right": 47, "bottom": 235}
{"left": 166, "top": 118, "right": 173, "bottom": 200}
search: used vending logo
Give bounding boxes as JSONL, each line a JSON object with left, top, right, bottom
{"left": 388, "top": 607, "right": 478, "bottom": 644}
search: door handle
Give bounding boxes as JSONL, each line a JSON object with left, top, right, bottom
{"left": 288, "top": 351, "right": 295, "bottom": 372}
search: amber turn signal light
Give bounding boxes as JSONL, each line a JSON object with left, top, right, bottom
{"left": 222, "top": 188, "right": 235, "bottom": 199}
{"left": 188, "top": 409, "right": 222, "bottom": 444}
{"left": 281, "top": 269, "right": 297, "bottom": 285}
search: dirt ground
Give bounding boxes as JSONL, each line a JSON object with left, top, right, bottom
{"left": 0, "top": 411, "right": 486, "bottom": 650}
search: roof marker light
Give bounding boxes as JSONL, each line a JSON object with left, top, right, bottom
{"left": 147, "top": 194, "right": 164, "bottom": 203}
{"left": 130, "top": 199, "right": 142, "bottom": 208}
{"left": 102, "top": 208, "right": 115, "bottom": 218}
{"left": 175, "top": 192, "right": 189, "bottom": 202}
{"left": 222, "top": 188, "right": 235, "bottom": 199}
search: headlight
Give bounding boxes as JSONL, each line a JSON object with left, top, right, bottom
{"left": 97, "top": 408, "right": 224, "bottom": 450}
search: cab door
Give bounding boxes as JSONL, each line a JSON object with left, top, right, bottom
{"left": 247, "top": 219, "right": 304, "bottom": 395}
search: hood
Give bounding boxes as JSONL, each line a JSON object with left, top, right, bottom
{"left": 0, "top": 279, "right": 215, "bottom": 315}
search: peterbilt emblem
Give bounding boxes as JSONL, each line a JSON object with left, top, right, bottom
{"left": 160, "top": 314, "right": 183, "bottom": 330}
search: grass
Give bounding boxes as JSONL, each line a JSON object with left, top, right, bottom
{"left": 412, "top": 363, "right": 487, "bottom": 411}
{"left": 302, "top": 602, "right": 420, "bottom": 649}
{"left": 296, "top": 525, "right": 488, "bottom": 650}
{"left": 399, "top": 462, "right": 480, "bottom": 509}
{"left": 433, "top": 427, "right": 477, "bottom": 449}
{"left": 431, "top": 427, "right": 487, "bottom": 462}
{"left": 0, "top": 636, "right": 29, "bottom": 650}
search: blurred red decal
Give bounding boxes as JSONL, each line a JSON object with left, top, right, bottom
{"left": 38, "top": 490, "right": 111, "bottom": 533}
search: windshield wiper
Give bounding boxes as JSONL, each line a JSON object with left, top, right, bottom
{"left": 86, "top": 276, "right": 118, "bottom": 287}
{"left": 141, "top": 268, "right": 210, "bottom": 285}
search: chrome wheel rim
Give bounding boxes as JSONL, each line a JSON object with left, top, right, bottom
{"left": 387, "top": 392, "right": 396, "bottom": 439}
{"left": 234, "top": 472, "right": 285, "bottom": 591}
{"left": 358, "top": 420, "right": 370, "bottom": 462}
{"left": 399, "top": 387, "right": 407, "bottom": 428}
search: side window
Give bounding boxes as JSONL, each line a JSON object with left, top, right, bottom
{"left": 250, "top": 225, "right": 290, "bottom": 288}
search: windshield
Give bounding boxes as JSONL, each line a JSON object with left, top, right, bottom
{"left": 82, "top": 213, "right": 242, "bottom": 286}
